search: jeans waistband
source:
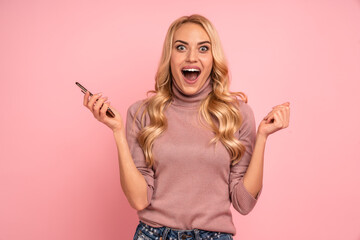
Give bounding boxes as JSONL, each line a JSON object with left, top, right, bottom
{"left": 136, "top": 221, "right": 231, "bottom": 240}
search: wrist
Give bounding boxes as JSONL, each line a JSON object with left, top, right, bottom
{"left": 113, "top": 127, "right": 125, "bottom": 136}
{"left": 256, "top": 132, "right": 268, "bottom": 142}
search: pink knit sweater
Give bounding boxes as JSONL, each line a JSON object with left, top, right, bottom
{"left": 125, "top": 77, "right": 262, "bottom": 235}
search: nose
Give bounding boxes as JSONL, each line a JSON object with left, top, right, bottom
{"left": 186, "top": 48, "right": 198, "bottom": 62}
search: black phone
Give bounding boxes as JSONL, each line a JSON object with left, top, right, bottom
{"left": 75, "top": 82, "right": 115, "bottom": 118}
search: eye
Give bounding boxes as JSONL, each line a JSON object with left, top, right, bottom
{"left": 199, "top": 46, "right": 209, "bottom": 52}
{"left": 176, "top": 45, "right": 186, "bottom": 51}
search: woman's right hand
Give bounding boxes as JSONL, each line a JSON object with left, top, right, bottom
{"left": 83, "top": 91, "right": 124, "bottom": 133}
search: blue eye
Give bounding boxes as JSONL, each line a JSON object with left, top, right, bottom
{"left": 200, "top": 46, "right": 209, "bottom": 52}
{"left": 176, "top": 45, "right": 186, "bottom": 51}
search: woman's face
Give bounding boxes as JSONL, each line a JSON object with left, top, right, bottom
{"left": 170, "top": 22, "right": 213, "bottom": 95}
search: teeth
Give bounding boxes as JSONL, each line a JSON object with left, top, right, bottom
{"left": 182, "top": 68, "right": 200, "bottom": 72}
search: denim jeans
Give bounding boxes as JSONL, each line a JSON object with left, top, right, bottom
{"left": 133, "top": 221, "right": 233, "bottom": 240}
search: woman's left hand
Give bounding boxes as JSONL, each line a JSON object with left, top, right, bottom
{"left": 257, "top": 102, "right": 290, "bottom": 138}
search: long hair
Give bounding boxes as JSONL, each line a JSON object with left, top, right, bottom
{"left": 133, "top": 14, "right": 248, "bottom": 168}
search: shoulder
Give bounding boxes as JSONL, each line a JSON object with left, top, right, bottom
{"left": 235, "top": 99, "right": 255, "bottom": 119}
{"left": 235, "top": 99, "right": 256, "bottom": 139}
{"left": 127, "top": 98, "right": 148, "bottom": 115}
{"left": 126, "top": 98, "right": 150, "bottom": 124}
{"left": 128, "top": 99, "right": 146, "bottom": 113}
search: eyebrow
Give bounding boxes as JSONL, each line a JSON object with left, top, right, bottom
{"left": 174, "top": 40, "right": 211, "bottom": 45}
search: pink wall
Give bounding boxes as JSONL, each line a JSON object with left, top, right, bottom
{"left": 1, "top": 0, "right": 359, "bottom": 239}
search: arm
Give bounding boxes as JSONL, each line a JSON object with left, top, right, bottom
{"left": 82, "top": 89, "right": 153, "bottom": 211}
{"left": 229, "top": 102, "right": 262, "bottom": 215}
{"left": 114, "top": 101, "right": 154, "bottom": 211}
{"left": 244, "top": 101, "right": 290, "bottom": 198}
{"left": 243, "top": 133, "right": 266, "bottom": 199}
{"left": 113, "top": 130, "right": 150, "bottom": 211}
{"left": 230, "top": 101, "right": 290, "bottom": 214}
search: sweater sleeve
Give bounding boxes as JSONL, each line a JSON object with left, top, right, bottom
{"left": 125, "top": 100, "right": 155, "bottom": 205}
{"left": 229, "top": 101, "right": 262, "bottom": 215}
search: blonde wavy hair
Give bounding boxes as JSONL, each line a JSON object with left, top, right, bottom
{"left": 133, "top": 14, "right": 249, "bottom": 168}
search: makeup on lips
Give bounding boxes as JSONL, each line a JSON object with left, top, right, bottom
{"left": 181, "top": 65, "right": 201, "bottom": 84}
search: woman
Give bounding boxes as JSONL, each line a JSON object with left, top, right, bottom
{"left": 83, "top": 14, "right": 290, "bottom": 240}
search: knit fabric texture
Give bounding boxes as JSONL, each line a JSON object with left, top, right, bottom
{"left": 125, "top": 76, "right": 262, "bottom": 235}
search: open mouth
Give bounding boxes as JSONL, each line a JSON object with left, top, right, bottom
{"left": 181, "top": 68, "right": 201, "bottom": 82}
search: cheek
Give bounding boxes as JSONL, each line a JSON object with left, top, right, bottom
{"left": 201, "top": 57, "right": 213, "bottom": 71}
{"left": 170, "top": 66, "right": 181, "bottom": 81}
{"left": 170, "top": 55, "right": 180, "bottom": 69}
{"left": 170, "top": 57, "right": 177, "bottom": 75}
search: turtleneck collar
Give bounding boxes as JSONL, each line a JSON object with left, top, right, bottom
{"left": 170, "top": 76, "right": 213, "bottom": 108}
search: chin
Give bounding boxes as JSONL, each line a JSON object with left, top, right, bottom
{"left": 181, "top": 78, "right": 205, "bottom": 94}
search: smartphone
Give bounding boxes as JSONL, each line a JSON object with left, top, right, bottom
{"left": 75, "top": 82, "right": 115, "bottom": 118}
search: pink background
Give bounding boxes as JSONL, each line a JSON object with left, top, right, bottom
{"left": 1, "top": 0, "right": 359, "bottom": 239}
